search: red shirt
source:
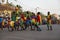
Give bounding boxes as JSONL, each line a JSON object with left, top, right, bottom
{"left": 37, "top": 15, "right": 41, "bottom": 22}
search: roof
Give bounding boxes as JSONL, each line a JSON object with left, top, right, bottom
{"left": 0, "top": 4, "right": 15, "bottom": 11}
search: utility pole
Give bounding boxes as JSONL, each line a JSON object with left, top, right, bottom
{"left": 2, "top": 0, "right": 4, "bottom": 4}
{"left": 6, "top": 0, "right": 8, "bottom": 4}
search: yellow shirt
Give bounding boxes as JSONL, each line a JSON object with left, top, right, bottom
{"left": 47, "top": 15, "right": 51, "bottom": 24}
{"left": 10, "top": 21, "right": 14, "bottom": 28}
{"left": 32, "top": 18, "right": 36, "bottom": 24}
{"left": 2, "top": 21, "right": 4, "bottom": 26}
{"left": 16, "top": 16, "right": 18, "bottom": 21}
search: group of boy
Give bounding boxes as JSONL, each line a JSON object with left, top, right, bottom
{"left": 0, "top": 11, "right": 52, "bottom": 31}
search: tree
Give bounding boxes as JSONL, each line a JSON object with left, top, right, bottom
{"left": 15, "top": 0, "right": 17, "bottom": 1}
{"left": 2, "top": 0, "right": 4, "bottom": 2}
{"left": 1, "top": 0, "right": 18, "bottom": 3}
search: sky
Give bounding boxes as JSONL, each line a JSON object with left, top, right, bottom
{"left": 0, "top": 0, "right": 60, "bottom": 15}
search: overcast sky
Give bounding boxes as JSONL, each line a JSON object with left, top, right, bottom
{"left": 0, "top": 0, "right": 60, "bottom": 15}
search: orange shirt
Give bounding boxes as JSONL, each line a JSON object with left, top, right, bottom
{"left": 37, "top": 15, "right": 41, "bottom": 23}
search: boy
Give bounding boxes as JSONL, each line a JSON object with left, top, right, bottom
{"left": 14, "top": 20, "right": 20, "bottom": 31}
{"left": 10, "top": 21, "right": 14, "bottom": 31}
{"left": 0, "top": 16, "right": 3, "bottom": 30}
{"left": 36, "top": 12, "right": 42, "bottom": 31}
{"left": 20, "top": 18, "right": 24, "bottom": 31}
{"left": 24, "top": 16, "right": 31, "bottom": 30}
{"left": 47, "top": 11, "right": 52, "bottom": 30}
{"left": 37, "top": 12, "right": 42, "bottom": 25}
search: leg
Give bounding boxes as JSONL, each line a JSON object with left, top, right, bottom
{"left": 14, "top": 25, "right": 16, "bottom": 31}
{"left": 50, "top": 25, "right": 52, "bottom": 30}
{"left": 8, "top": 26, "right": 10, "bottom": 31}
{"left": 11, "top": 26, "right": 14, "bottom": 31}
{"left": 30, "top": 24, "right": 32, "bottom": 30}
{"left": 1, "top": 23, "right": 3, "bottom": 30}
{"left": 47, "top": 21, "right": 50, "bottom": 30}
{"left": 31, "top": 24, "right": 35, "bottom": 31}
{"left": 36, "top": 25, "right": 41, "bottom": 31}
{"left": 17, "top": 25, "right": 19, "bottom": 31}
{"left": 20, "top": 26, "right": 23, "bottom": 31}
{"left": 47, "top": 23, "right": 49, "bottom": 30}
{"left": 1, "top": 26, "right": 3, "bottom": 30}
{"left": 24, "top": 24, "right": 28, "bottom": 30}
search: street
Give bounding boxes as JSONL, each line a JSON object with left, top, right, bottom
{"left": 0, "top": 24, "right": 60, "bottom": 40}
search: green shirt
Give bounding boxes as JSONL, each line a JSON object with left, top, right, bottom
{"left": 11, "top": 15, "right": 16, "bottom": 21}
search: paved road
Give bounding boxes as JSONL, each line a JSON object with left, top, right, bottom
{"left": 0, "top": 24, "right": 60, "bottom": 40}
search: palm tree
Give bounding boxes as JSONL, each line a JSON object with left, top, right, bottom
{"left": 2, "top": 0, "right": 4, "bottom": 2}
{"left": 1, "top": 0, "right": 4, "bottom": 4}
{"left": 6, "top": 0, "right": 8, "bottom": 4}
{"left": 1, "top": 0, "right": 8, "bottom": 4}
{"left": 6, "top": 0, "right": 17, "bottom": 3}
{"left": 1, "top": 0, "right": 18, "bottom": 3}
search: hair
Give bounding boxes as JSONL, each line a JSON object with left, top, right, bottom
{"left": 27, "top": 11, "right": 29, "bottom": 14}
{"left": 48, "top": 11, "right": 50, "bottom": 15}
{"left": 12, "top": 11, "right": 16, "bottom": 15}
{"left": 32, "top": 12, "right": 35, "bottom": 16}
{"left": 37, "top": 12, "right": 41, "bottom": 15}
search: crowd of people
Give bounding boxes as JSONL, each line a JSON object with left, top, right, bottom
{"left": 0, "top": 11, "right": 52, "bottom": 31}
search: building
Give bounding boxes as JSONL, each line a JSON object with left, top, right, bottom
{"left": 0, "top": 3, "right": 16, "bottom": 17}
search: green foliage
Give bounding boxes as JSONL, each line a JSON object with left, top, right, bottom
{"left": 23, "top": 11, "right": 32, "bottom": 17}
{"left": 8, "top": 3, "right": 15, "bottom": 6}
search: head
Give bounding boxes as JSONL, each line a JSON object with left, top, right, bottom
{"left": 48, "top": 11, "right": 50, "bottom": 15}
{"left": 27, "top": 11, "right": 29, "bottom": 14}
{"left": 12, "top": 11, "right": 16, "bottom": 15}
{"left": 37, "top": 12, "right": 41, "bottom": 15}
{"left": 32, "top": 12, "right": 35, "bottom": 16}
{"left": 16, "top": 14, "right": 18, "bottom": 17}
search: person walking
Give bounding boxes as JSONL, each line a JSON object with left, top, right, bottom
{"left": 47, "top": 11, "right": 52, "bottom": 30}
{"left": 0, "top": 16, "right": 3, "bottom": 30}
